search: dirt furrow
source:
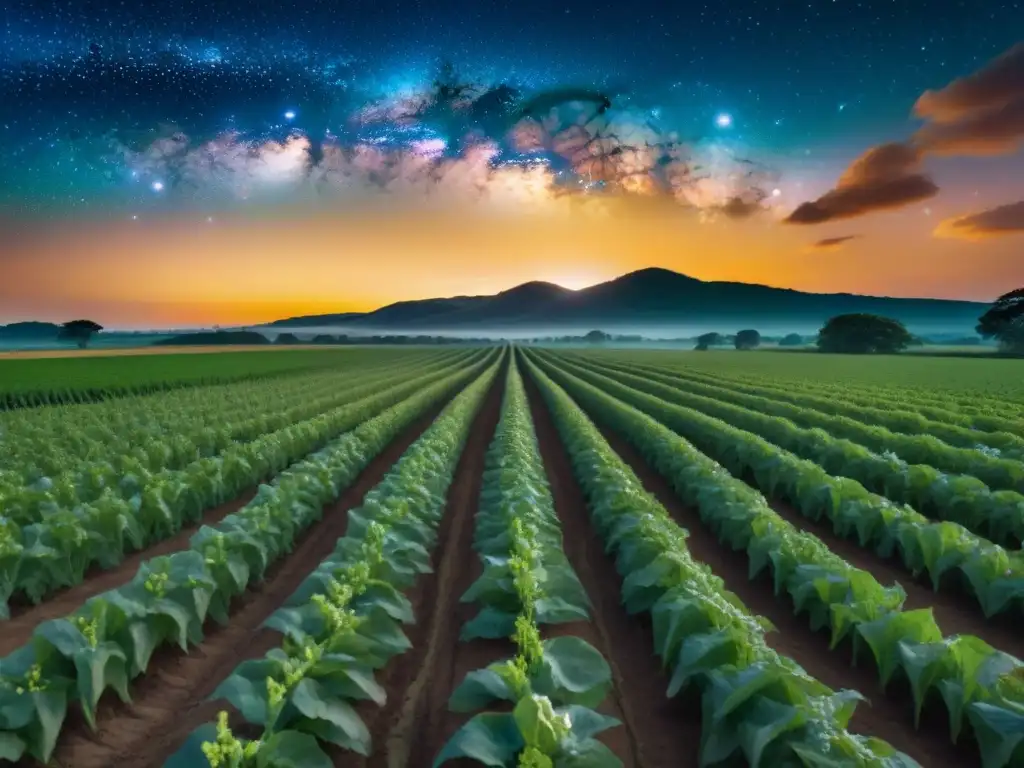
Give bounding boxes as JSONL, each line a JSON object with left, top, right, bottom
{"left": 36, "top": 400, "right": 455, "bottom": 768}
{"left": 524, "top": 372, "right": 699, "bottom": 768}
{"left": 2, "top": 489, "right": 258, "bottom": 656}
{"left": 338, "top": 364, "right": 505, "bottom": 768}
{"left": 592, "top": 424, "right": 966, "bottom": 768}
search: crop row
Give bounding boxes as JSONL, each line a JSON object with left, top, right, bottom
{"left": 549, "top": 353, "right": 1024, "bottom": 550}
{"left": 521, "top": 353, "right": 917, "bottom": 767}
{"left": 571, "top": 355, "right": 1024, "bottom": 490}
{"left": 576, "top": 354, "right": 1024, "bottom": 456}
{"left": 529, "top": 351, "right": 1024, "bottom": 768}
{"left": 1, "top": 349, "right": 470, "bottom": 518}
{"left": 582, "top": 350, "right": 1024, "bottom": 424}
{"left": 436, "top": 360, "right": 621, "bottom": 766}
{"left": 168, "top": 350, "right": 502, "bottom": 767}
{"left": 549, "top": 354, "right": 1024, "bottom": 622}
{"left": 0, "top": 348, "right": 394, "bottom": 410}
{"left": 0, "top": 354, "right": 497, "bottom": 764}
{"left": 1, "top": 348, "right": 456, "bottom": 478}
{"left": 0, "top": 353, "right": 492, "bottom": 617}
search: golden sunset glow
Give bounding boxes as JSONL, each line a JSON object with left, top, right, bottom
{"left": 2, "top": 189, "right": 1021, "bottom": 328}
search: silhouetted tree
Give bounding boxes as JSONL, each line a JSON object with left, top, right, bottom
{"left": 977, "top": 288, "right": 1024, "bottom": 354}
{"left": 275, "top": 333, "right": 301, "bottom": 345}
{"left": 734, "top": 329, "right": 761, "bottom": 350}
{"left": 694, "top": 332, "right": 722, "bottom": 351}
{"left": 778, "top": 333, "right": 803, "bottom": 347}
{"left": 584, "top": 330, "right": 610, "bottom": 344}
{"left": 58, "top": 319, "right": 103, "bottom": 349}
{"left": 817, "top": 314, "right": 913, "bottom": 354}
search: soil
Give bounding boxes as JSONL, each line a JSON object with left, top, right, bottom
{"left": 523, "top": 372, "right": 701, "bottom": 768}
{"left": 32, "top": 398, "right": 456, "bottom": 768}
{"left": 1, "top": 489, "right": 258, "bottom": 656}
{"left": 338, "top": 362, "right": 507, "bottom": 768}
{"left": 589, "top": 421, "right": 968, "bottom": 768}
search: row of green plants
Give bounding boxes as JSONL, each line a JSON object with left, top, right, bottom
{"left": 1, "top": 348, "right": 457, "bottom": 482}
{"left": 573, "top": 356, "right": 1024, "bottom": 491}
{"left": 579, "top": 350, "right": 1024, "bottom": 429}
{"left": 165, "top": 356, "right": 501, "bottom": 767}
{"left": 0, "top": 348, "right": 393, "bottom": 411}
{"left": 529, "top": 352, "right": 1024, "bottom": 768}
{"left": 577, "top": 355, "right": 1024, "bottom": 457}
{"left": 551, "top": 354, "right": 1024, "bottom": 550}
{"left": 521, "top": 354, "right": 917, "bottom": 768}
{"left": 0, "top": 355, "right": 496, "bottom": 764}
{"left": 0, "top": 350, "right": 468, "bottom": 524}
{"left": 436, "top": 361, "right": 622, "bottom": 767}
{"left": 0, "top": 352, "right": 493, "bottom": 619}
{"left": 557, "top": 355, "right": 1024, "bottom": 621}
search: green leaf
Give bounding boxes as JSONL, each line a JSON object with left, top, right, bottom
{"left": 557, "top": 705, "right": 620, "bottom": 741}
{"left": 554, "top": 737, "right": 623, "bottom": 768}
{"left": 460, "top": 606, "right": 518, "bottom": 641}
{"left": 290, "top": 678, "right": 371, "bottom": 755}
{"left": 433, "top": 712, "right": 525, "bottom": 767}
{"left": 533, "top": 637, "right": 612, "bottom": 709}
{"left": 449, "top": 668, "right": 516, "bottom": 712}
{"left": 967, "top": 702, "right": 1024, "bottom": 768}
{"left": 256, "top": 729, "right": 334, "bottom": 768}
{"left": 0, "top": 731, "right": 26, "bottom": 761}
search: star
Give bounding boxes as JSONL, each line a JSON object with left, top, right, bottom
{"left": 284, "top": 110, "right": 296, "bottom": 120}
{"left": 151, "top": 181, "right": 164, "bottom": 192}
{"left": 715, "top": 113, "right": 732, "bottom": 128}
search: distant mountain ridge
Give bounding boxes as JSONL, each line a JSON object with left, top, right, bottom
{"left": 269, "top": 268, "right": 989, "bottom": 334}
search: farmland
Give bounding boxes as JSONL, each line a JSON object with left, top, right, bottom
{"left": 2, "top": 346, "right": 1024, "bottom": 768}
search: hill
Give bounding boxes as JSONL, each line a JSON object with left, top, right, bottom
{"left": 266, "top": 268, "right": 989, "bottom": 334}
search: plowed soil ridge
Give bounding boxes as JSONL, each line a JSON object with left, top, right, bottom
{"left": 337, "top": 361, "right": 506, "bottom": 768}
{"left": 523, "top": 371, "right": 701, "bottom": 768}
{"left": 35, "top": 399, "right": 455, "bottom": 768}
{"left": 591, "top": 422, "right": 965, "bottom": 768}
{"left": 2, "top": 489, "right": 258, "bottom": 656}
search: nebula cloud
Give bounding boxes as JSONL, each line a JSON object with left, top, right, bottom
{"left": 110, "top": 67, "right": 779, "bottom": 220}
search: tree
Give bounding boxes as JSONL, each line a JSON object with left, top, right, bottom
{"left": 977, "top": 288, "right": 1024, "bottom": 353}
{"left": 734, "top": 329, "right": 761, "bottom": 350}
{"left": 57, "top": 319, "right": 103, "bottom": 349}
{"left": 694, "top": 332, "right": 722, "bottom": 351}
{"left": 778, "top": 333, "right": 803, "bottom": 347}
{"left": 583, "top": 330, "right": 610, "bottom": 344}
{"left": 816, "top": 314, "right": 913, "bottom": 354}
{"left": 275, "top": 333, "right": 301, "bottom": 345}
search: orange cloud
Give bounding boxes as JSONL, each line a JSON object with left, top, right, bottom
{"left": 934, "top": 200, "right": 1024, "bottom": 240}
{"left": 788, "top": 43, "right": 1024, "bottom": 223}
{"left": 808, "top": 235, "right": 860, "bottom": 251}
{"left": 784, "top": 143, "right": 938, "bottom": 224}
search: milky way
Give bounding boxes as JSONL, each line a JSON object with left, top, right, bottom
{"left": 1, "top": 0, "right": 1021, "bottom": 219}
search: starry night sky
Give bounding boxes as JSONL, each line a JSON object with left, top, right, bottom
{"left": 1, "top": 0, "right": 1022, "bottom": 326}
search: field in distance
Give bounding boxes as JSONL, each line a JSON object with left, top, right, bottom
{"left": 2, "top": 344, "right": 1023, "bottom": 768}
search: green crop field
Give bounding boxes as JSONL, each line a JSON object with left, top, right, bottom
{"left": 2, "top": 344, "right": 1023, "bottom": 768}
{"left": 0, "top": 347, "right": 430, "bottom": 408}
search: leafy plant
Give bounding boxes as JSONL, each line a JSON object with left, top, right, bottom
{"left": 0, "top": 355, "right": 497, "bottom": 763}
{"left": 523, "top": 351, "right": 921, "bottom": 767}
{"left": 163, "top": 357, "right": 503, "bottom": 766}
{"left": 436, "top": 361, "right": 620, "bottom": 768}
